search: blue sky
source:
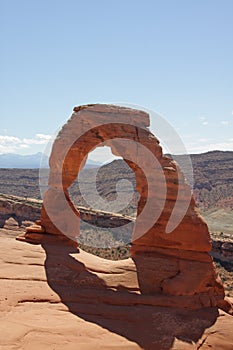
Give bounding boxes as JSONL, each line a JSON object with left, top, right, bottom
{"left": 1, "top": 0, "right": 233, "bottom": 160}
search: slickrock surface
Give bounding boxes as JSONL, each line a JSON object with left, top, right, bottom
{"left": 22, "top": 104, "right": 229, "bottom": 309}
{"left": 1, "top": 229, "right": 233, "bottom": 350}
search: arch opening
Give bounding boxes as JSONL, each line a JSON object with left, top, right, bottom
{"left": 68, "top": 145, "right": 140, "bottom": 258}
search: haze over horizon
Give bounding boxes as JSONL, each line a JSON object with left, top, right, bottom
{"left": 0, "top": 148, "right": 232, "bottom": 169}
{"left": 1, "top": 0, "right": 233, "bottom": 161}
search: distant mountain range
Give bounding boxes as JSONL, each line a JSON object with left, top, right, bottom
{"left": 0, "top": 153, "right": 47, "bottom": 169}
{"left": 0, "top": 153, "right": 102, "bottom": 169}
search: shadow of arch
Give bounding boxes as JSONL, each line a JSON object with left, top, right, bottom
{"left": 42, "top": 240, "right": 219, "bottom": 350}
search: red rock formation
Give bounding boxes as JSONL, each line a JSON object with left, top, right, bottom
{"left": 17, "top": 104, "right": 232, "bottom": 311}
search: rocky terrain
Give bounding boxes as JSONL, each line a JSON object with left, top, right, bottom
{"left": 0, "top": 224, "right": 233, "bottom": 350}
{"left": 190, "top": 151, "right": 233, "bottom": 210}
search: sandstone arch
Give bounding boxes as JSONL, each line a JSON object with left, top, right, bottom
{"left": 19, "top": 104, "right": 231, "bottom": 310}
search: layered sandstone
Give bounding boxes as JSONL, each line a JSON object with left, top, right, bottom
{"left": 18, "top": 104, "right": 232, "bottom": 311}
{"left": 0, "top": 193, "right": 41, "bottom": 227}
{"left": 1, "top": 231, "right": 233, "bottom": 349}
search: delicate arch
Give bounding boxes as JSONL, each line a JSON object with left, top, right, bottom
{"left": 19, "top": 104, "right": 228, "bottom": 310}
{"left": 41, "top": 104, "right": 210, "bottom": 254}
